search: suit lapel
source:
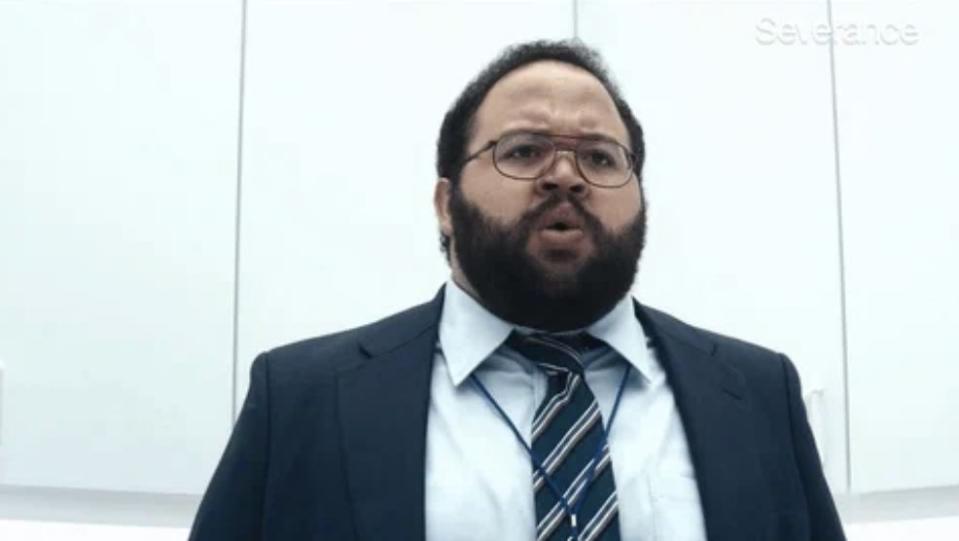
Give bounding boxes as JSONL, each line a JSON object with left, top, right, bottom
{"left": 337, "top": 289, "right": 444, "bottom": 541}
{"left": 636, "top": 303, "right": 769, "bottom": 540}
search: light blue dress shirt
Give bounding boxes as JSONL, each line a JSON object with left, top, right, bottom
{"left": 425, "top": 280, "right": 707, "bottom": 540}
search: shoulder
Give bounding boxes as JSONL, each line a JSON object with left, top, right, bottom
{"left": 255, "top": 290, "right": 444, "bottom": 379}
{"left": 639, "top": 303, "right": 795, "bottom": 388}
{"left": 640, "top": 304, "right": 805, "bottom": 436}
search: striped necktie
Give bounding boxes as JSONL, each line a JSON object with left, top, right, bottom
{"left": 506, "top": 331, "right": 622, "bottom": 541}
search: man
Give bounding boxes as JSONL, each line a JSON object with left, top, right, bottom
{"left": 190, "top": 40, "right": 845, "bottom": 540}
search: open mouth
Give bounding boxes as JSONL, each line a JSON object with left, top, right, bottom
{"left": 538, "top": 204, "right": 585, "bottom": 233}
{"left": 534, "top": 205, "right": 589, "bottom": 251}
{"left": 546, "top": 221, "right": 577, "bottom": 232}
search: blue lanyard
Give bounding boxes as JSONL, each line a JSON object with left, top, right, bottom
{"left": 469, "top": 361, "right": 631, "bottom": 540}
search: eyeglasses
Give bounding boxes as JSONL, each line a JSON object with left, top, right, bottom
{"left": 459, "top": 131, "right": 636, "bottom": 188}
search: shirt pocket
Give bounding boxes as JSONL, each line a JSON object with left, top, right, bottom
{"left": 649, "top": 471, "right": 707, "bottom": 541}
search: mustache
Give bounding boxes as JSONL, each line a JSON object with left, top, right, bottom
{"left": 515, "top": 193, "right": 604, "bottom": 236}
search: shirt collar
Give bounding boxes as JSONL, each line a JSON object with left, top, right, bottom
{"left": 584, "top": 289, "right": 659, "bottom": 382}
{"left": 439, "top": 280, "right": 515, "bottom": 386}
{"left": 438, "top": 279, "right": 659, "bottom": 386}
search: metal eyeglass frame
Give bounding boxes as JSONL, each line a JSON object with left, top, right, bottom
{"left": 457, "top": 130, "right": 637, "bottom": 189}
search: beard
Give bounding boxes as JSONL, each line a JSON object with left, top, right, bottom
{"left": 448, "top": 187, "right": 646, "bottom": 332}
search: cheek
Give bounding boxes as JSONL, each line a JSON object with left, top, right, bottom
{"left": 461, "top": 174, "right": 531, "bottom": 222}
{"left": 594, "top": 184, "right": 643, "bottom": 229}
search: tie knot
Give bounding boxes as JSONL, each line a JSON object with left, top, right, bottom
{"left": 505, "top": 331, "right": 604, "bottom": 376}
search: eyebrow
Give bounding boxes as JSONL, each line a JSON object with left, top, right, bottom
{"left": 496, "top": 127, "right": 626, "bottom": 146}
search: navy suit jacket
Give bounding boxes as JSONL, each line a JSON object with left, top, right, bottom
{"left": 190, "top": 287, "right": 845, "bottom": 540}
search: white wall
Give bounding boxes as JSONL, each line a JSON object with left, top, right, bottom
{"left": 0, "top": 0, "right": 240, "bottom": 494}
{"left": 832, "top": 0, "right": 959, "bottom": 493}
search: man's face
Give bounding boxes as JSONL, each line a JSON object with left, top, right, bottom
{"left": 435, "top": 60, "right": 646, "bottom": 331}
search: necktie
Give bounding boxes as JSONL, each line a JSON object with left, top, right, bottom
{"left": 506, "top": 332, "right": 622, "bottom": 541}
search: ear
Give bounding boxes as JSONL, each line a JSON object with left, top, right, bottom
{"left": 434, "top": 177, "right": 454, "bottom": 237}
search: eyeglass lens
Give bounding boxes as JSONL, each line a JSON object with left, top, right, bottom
{"left": 492, "top": 132, "right": 631, "bottom": 187}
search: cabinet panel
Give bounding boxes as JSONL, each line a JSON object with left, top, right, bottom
{"left": 235, "top": 0, "right": 571, "bottom": 404}
{"left": 0, "top": 1, "right": 240, "bottom": 493}
{"left": 579, "top": 0, "right": 848, "bottom": 490}
{"left": 832, "top": 0, "right": 959, "bottom": 492}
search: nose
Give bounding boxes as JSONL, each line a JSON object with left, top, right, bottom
{"left": 535, "top": 148, "right": 590, "bottom": 198}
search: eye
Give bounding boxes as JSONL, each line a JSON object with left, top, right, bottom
{"left": 501, "top": 143, "right": 545, "bottom": 162}
{"left": 495, "top": 133, "right": 553, "bottom": 167}
{"left": 583, "top": 148, "right": 617, "bottom": 169}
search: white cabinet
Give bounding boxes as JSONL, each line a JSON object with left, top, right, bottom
{"left": 0, "top": 1, "right": 241, "bottom": 494}
{"left": 578, "top": 0, "right": 848, "bottom": 490}
{"left": 832, "top": 0, "right": 959, "bottom": 492}
{"left": 234, "top": 0, "right": 573, "bottom": 404}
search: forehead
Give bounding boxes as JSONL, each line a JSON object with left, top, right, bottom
{"left": 471, "top": 60, "right": 629, "bottom": 146}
